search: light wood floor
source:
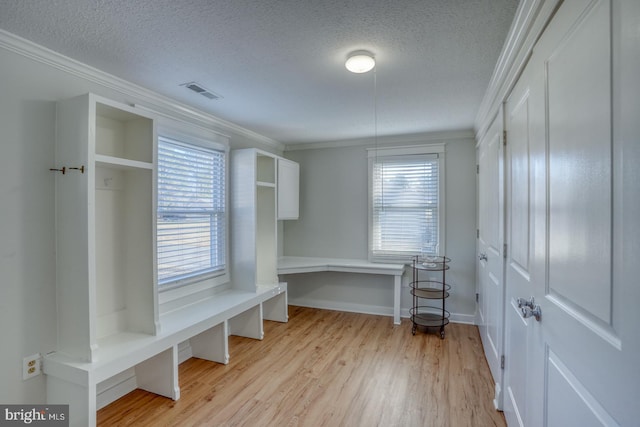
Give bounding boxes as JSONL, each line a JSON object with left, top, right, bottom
{"left": 98, "top": 306, "right": 506, "bottom": 427}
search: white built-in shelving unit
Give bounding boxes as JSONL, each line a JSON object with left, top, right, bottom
{"left": 231, "top": 149, "right": 276, "bottom": 291}
{"left": 232, "top": 149, "right": 300, "bottom": 291}
{"left": 231, "top": 149, "right": 298, "bottom": 323}
{"left": 53, "top": 93, "right": 158, "bottom": 363}
{"left": 44, "top": 96, "right": 296, "bottom": 427}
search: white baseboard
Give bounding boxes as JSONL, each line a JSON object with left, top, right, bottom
{"left": 290, "top": 298, "right": 476, "bottom": 325}
{"left": 449, "top": 312, "right": 476, "bottom": 325}
{"left": 96, "top": 369, "right": 137, "bottom": 410}
{"left": 177, "top": 340, "right": 193, "bottom": 364}
{"left": 494, "top": 382, "right": 504, "bottom": 411}
{"left": 289, "top": 297, "right": 394, "bottom": 319}
{"left": 400, "top": 308, "right": 475, "bottom": 324}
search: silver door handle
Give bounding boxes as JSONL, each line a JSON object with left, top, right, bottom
{"left": 478, "top": 253, "right": 488, "bottom": 261}
{"left": 517, "top": 296, "right": 535, "bottom": 309}
{"left": 521, "top": 304, "right": 542, "bottom": 321}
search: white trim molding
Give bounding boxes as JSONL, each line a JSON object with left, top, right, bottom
{"left": 0, "top": 29, "right": 284, "bottom": 152}
{"left": 288, "top": 299, "right": 474, "bottom": 326}
{"left": 366, "top": 143, "right": 446, "bottom": 158}
{"left": 285, "top": 129, "right": 474, "bottom": 152}
{"left": 474, "top": 0, "right": 562, "bottom": 141}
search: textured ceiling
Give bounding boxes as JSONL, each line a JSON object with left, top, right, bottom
{"left": 0, "top": 0, "right": 518, "bottom": 144}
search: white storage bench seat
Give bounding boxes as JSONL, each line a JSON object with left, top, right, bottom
{"left": 43, "top": 284, "right": 287, "bottom": 427}
{"left": 277, "top": 256, "right": 404, "bottom": 325}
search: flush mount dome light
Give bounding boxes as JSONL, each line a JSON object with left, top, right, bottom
{"left": 345, "top": 51, "right": 375, "bottom": 73}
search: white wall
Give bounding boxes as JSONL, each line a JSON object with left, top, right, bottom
{"left": 282, "top": 137, "right": 477, "bottom": 322}
{"left": 283, "top": 145, "right": 368, "bottom": 258}
{"left": 0, "top": 49, "right": 58, "bottom": 405}
{"left": 0, "top": 35, "right": 281, "bottom": 405}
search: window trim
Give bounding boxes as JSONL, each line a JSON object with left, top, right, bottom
{"left": 367, "top": 144, "right": 446, "bottom": 264}
{"left": 155, "top": 124, "right": 230, "bottom": 303}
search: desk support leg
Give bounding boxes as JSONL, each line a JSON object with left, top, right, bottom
{"left": 394, "top": 274, "right": 402, "bottom": 325}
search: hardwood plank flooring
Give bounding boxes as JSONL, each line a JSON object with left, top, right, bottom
{"left": 98, "top": 307, "right": 505, "bottom": 427}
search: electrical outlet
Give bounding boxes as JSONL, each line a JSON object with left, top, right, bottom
{"left": 22, "top": 353, "right": 41, "bottom": 380}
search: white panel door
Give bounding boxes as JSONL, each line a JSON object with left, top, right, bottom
{"left": 477, "top": 108, "right": 505, "bottom": 410}
{"left": 504, "top": 60, "right": 534, "bottom": 427}
{"left": 503, "top": 0, "right": 640, "bottom": 425}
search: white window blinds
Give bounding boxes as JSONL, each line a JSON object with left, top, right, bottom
{"left": 370, "top": 153, "right": 441, "bottom": 262}
{"left": 157, "top": 137, "right": 226, "bottom": 285}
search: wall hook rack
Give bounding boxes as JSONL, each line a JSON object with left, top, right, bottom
{"left": 69, "top": 166, "right": 85, "bottom": 174}
{"left": 50, "top": 167, "right": 66, "bottom": 174}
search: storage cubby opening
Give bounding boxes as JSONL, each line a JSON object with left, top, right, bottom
{"left": 256, "top": 186, "right": 277, "bottom": 285}
{"left": 256, "top": 154, "right": 276, "bottom": 184}
{"left": 95, "top": 103, "right": 153, "bottom": 164}
{"left": 95, "top": 165, "right": 155, "bottom": 339}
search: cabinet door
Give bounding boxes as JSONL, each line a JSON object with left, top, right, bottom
{"left": 476, "top": 107, "right": 505, "bottom": 408}
{"left": 277, "top": 158, "right": 299, "bottom": 220}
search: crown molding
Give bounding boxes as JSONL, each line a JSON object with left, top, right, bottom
{"left": 0, "top": 29, "right": 284, "bottom": 151}
{"left": 473, "top": 0, "right": 561, "bottom": 141}
{"left": 284, "top": 129, "right": 474, "bottom": 152}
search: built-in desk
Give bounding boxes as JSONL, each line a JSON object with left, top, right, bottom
{"left": 277, "top": 256, "right": 405, "bottom": 325}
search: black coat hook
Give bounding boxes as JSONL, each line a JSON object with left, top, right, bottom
{"left": 50, "top": 167, "right": 66, "bottom": 174}
{"left": 69, "top": 166, "right": 85, "bottom": 174}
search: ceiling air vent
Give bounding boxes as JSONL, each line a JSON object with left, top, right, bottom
{"left": 180, "top": 82, "right": 222, "bottom": 100}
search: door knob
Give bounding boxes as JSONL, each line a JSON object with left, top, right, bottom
{"left": 517, "top": 296, "right": 535, "bottom": 309}
{"left": 478, "top": 253, "right": 488, "bottom": 261}
{"left": 521, "top": 304, "right": 542, "bottom": 321}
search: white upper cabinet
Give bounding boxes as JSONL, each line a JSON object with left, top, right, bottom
{"left": 55, "top": 93, "right": 158, "bottom": 362}
{"left": 277, "top": 158, "right": 299, "bottom": 220}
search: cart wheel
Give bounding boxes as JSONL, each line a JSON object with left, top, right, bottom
{"left": 412, "top": 324, "right": 417, "bottom": 335}
{"left": 440, "top": 327, "right": 445, "bottom": 339}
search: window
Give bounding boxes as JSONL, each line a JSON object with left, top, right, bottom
{"left": 157, "top": 136, "right": 227, "bottom": 288}
{"left": 368, "top": 145, "right": 444, "bottom": 263}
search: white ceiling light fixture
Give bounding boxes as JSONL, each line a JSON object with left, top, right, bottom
{"left": 345, "top": 51, "right": 376, "bottom": 73}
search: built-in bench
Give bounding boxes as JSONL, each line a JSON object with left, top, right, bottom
{"left": 43, "top": 284, "right": 287, "bottom": 427}
{"left": 277, "top": 256, "right": 405, "bottom": 325}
